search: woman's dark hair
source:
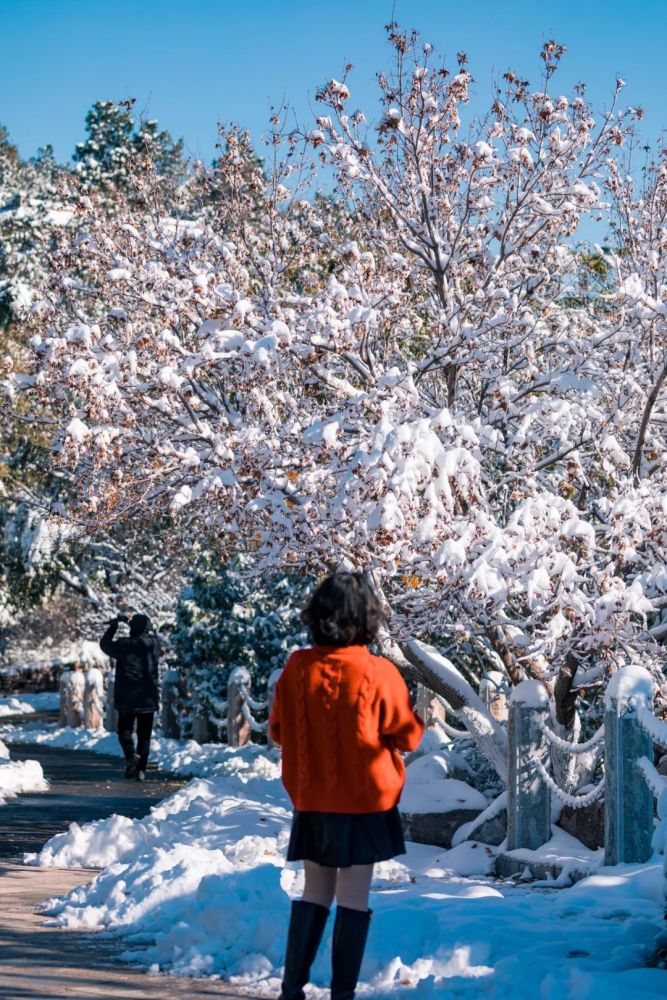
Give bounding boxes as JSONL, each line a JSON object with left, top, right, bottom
{"left": 302, "top": 572, "right": 385, "bottom": 647}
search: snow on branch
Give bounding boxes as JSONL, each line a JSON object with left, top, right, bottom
{"left": 403, "top": 640, "right": 509, "bottom": 781}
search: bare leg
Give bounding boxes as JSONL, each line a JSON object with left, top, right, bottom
{"left": 335, "top": 864, "right": 374, "bottom": 911}
{"left": 302, "top": 860, "right": 337, "bottom": 909}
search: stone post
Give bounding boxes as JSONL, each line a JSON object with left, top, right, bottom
{"left": 480, "top": 671, "right": 509, "bottom": 723}
{"left": 58, "top": 669, "right": 71, "bottom": 727}
{"left": 507, "top": 680, "right": 551, "bottom": 851}
{"left": 83, "top": 667, "right": 105, "bottom": 728}
{"left": 415, "top": 683, "right": 447, "bottom": 729}
{"left": 191, "top": 690, "right": 221, "bottom": 744}
{"left": 227, "top": 666, "right": 251, "bottom": 748}
{"left": 604, "top": 665, "right": 654, "bottom": 866}
{"left": 658, "top": 786, "right": 667, "bottom": 918}
{"left": 266, "top": 667, "right": 283, "bottom": 750}
{"left": 68, "top": 667, "right": 85, "bottom": 728}
{"left": 160, "top": 669, "right": 181, "bottom": 739}
{"left": 105, "top": 673, "right": 118, "bottom": 733}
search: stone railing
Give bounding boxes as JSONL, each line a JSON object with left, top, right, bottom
{"left": 163, "top": 666, "right": 281, "bottom": 748}
{"left": 59, "top": 662, "right": 279, "bottom": 748}
{"left": 502, "top": 666, "right": 666, "bottom": 906}
{"left": 59, "top": 668, "right": 105, "bottom": 729}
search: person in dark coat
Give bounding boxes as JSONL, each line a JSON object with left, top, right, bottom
{"left": 100, "top": 612, "right": 160, "bottom": 781}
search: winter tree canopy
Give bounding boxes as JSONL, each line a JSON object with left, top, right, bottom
{"left": 5, "top": 27, "right": 667, "bottom": 782}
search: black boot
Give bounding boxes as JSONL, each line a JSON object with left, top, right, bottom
{"left": 136, "top": 753, "right": 148, "bottom": 781}
{"left": 124, "top": 754, "right": 140, "bottom": 779}
{"left": 279, "top": 900, "right": 329, "bottom": 1000}
{"left": 331, "top": 907, "right": 371, "bottom": 1000}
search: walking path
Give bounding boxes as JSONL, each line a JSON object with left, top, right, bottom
{"left": 0, "top": 735, "right": 253, "bottom": 999}
{"left": 0, "top": 861, "right": 252, "bottom": 998}
{"left": 0, "top": 741, "right": 183, "bottom": 858}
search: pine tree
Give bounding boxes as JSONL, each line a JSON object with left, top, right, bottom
{"left": 0, "top": 125, "right": 67, "bottom": 328}
{"left": 73, "top": 100, "right": 186, "bottom": 193}
{"left": 73, "top": 100, "right": 135, "bottom": 190}
{"left": 133, "top": 119, "right": 187, "bottom": 183}
{"left": 172, "top": 556, "right": 308, "bottom": 736}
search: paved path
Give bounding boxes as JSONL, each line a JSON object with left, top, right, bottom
{"left": 0, "top": 862, "right": 251, "bottom": 998}
{"left": 0, "top": 742, "right": 184, "bottom": 858}
{"left": 0, "top": 737, "right": 255, "bottom": 998}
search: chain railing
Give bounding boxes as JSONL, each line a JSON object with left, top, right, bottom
{"left": 536, "top": 716, "right": 605, "bottom": 755}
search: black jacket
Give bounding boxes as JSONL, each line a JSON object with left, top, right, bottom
{"left": 100, "top": 620, "right": 160, "bottom": 713}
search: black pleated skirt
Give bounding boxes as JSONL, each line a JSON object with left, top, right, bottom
{"left": 287, "top": 806, "right": 406, "bottom": 867}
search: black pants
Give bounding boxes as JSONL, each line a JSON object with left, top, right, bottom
{"left": 117, "top": 712, "right": 154, "bottom": 769}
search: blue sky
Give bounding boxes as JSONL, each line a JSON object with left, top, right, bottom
{"left": 2, "top": 0, "right": 666, "bottom": 162}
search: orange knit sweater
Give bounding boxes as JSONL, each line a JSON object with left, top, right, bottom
{"left": 269, "top": 645, "right": 424, "bottom": 813}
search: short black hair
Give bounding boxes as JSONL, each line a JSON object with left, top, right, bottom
{"left": 302, "top": 572, "right": 384, "bottom": 647}
{"left": 130, "top": 614, "right": 152, "bottom": 637}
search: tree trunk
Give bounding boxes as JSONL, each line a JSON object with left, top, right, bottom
{"left": 381, "top": 636, "right": 509, "bottom": 782}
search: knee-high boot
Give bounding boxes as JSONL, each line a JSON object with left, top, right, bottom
{"left": 330, "top": 906, "right": 371, "bottom": 1000}
{"left": 279, "top": 899, "right": 329, "bottom": 1000}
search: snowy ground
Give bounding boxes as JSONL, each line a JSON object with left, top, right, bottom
{"left": 0, "top": 718, "right": 272, "bottom": 778}
{"left": 0, "top": 737, "right": 48, "bottom": 804}
{"left": 0, "top": 692, "right": 60, "bottom": 717}
{"left": 2, "top": 717, "right": 659, "bottom": 999}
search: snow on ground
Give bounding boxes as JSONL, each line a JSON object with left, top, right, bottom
{"left": 23, "top": 736, "right": 665, "bottom": 998}
{"left": 0, "top": 718, "right": 273, "bottom": 779}
{"left": 400, "top": 753, "right": 488, "bottom": 814}
{"left": 0, "top": 692, "right": 60, "bottom": 717}
{"left": 0, "top": 737, "right": 48, "bottom": 803}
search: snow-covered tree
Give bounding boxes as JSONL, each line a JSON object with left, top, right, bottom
{"left": 74, "top": 100, "right": 186, "bottom": 196}
{"left": 0, "top": 127, "right": 70, "bottom": 327}
{"left": 172, "top": 555, "right": 308, "bottom": 735}
{"left": 8, "top": 28, "right": 667, "bottom": 788}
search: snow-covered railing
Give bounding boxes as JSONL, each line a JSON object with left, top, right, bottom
{"left": 507, "top": 681, "right": 606, "bottom": 853}
{"left": 507, "top": 681, "right": 551, "bottom": 851}
{"left": 638, "top": 756, "right": 667, "bottom": 922}
{"left": 536, "top": 717, "right": 605, "bottom": 755}
{"left": 192, "top": 693, "right": 228, "bottom": 743}
{"left": 635, "top": 697, "right": 667, "bottom": 911}
{"left": 636, "top": 705, "right": 667, "bottom": 750}
{"left": 188, "top": 668, "right": 278, "bottom": 748}
{"left": 227, "top": 666, "right": 268, "bottom": 747}
{"left": 535, "top": 759, "right": 606, "bottom": 810}
{"left": 83, "top": 668, "right": 104, "bottom": 728}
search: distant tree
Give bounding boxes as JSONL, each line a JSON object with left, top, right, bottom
{"left": 134, "top": 118, "right": 187, "bottom": 183}
{"left": 73, "top": 100, "right": 186, "bottom": 193}
{"left": 0, "top": 125, "right": 67, "bottom": 327}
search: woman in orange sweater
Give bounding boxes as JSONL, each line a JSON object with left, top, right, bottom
{"left": 269, "top": 572, "right": 424, "bottom": 1000}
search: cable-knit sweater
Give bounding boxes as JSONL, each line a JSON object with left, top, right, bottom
{"left": 269, "top": 645, "right": 424, "bottom": 813}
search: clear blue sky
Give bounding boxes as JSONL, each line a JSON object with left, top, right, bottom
{"left": 2, "top": 0, "right": 666, "bottom": 163}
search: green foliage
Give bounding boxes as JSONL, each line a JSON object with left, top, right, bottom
{"left": 172, "top": 555, "right": 309, "bottom": 732}
{"left": 73, "top": 100, "right": 186, "bottom": 191}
